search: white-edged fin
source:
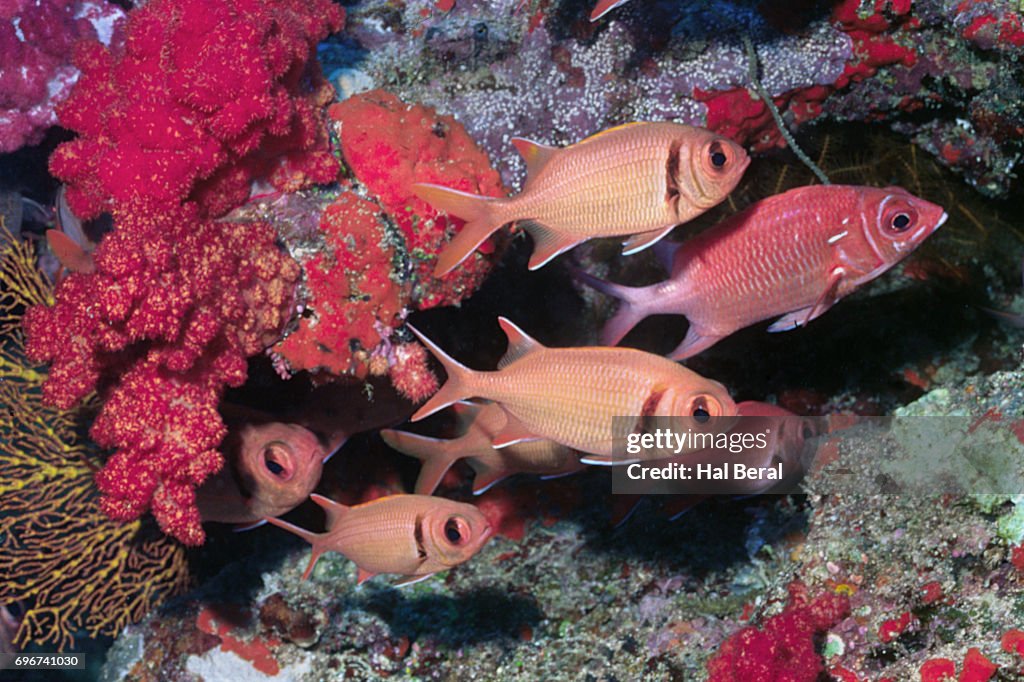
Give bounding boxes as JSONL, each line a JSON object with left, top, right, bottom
{"left": 579, "top": 455, "right": 640, "bottom": 466}
{"left": 393, "top": 573, "right": 434, "bottom": 587}
{"left": 356, "top": 567, "right": 376, "bottom": 585}
{"left": 511, "top": 137, "right": 559, "bottom": 180}
{"left": 523, "top": 222, "right": 586, "bottom": 270}
{"left": 590, "top": 0, "right": 632, "bottom": 21}
{"left": 621, "top": 225, "right": 676, "bottom": 256}
{"left": 233, "top": 519, "right": 267, "bottom": 532}
{"left": 491, "top": 408, "right": 543, "bottom": 449}
{"left": 309, "top": 493, "right": 350, "bottom": 531}
{"left": 497, "top": 316, "right": 545, "bottom": 368}
{"left": 767, "top": 271, "right": 842, "bottom": 332}
{"left": 469, "top": 462, "right": 513, "bottom": 495}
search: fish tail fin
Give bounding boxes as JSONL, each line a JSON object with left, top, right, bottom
{"left": 380, "top": 429, "right": 461, "bottom": 495}
{"left": 413, "top": 183, "right": 506, "bottom": 277}
{"left": 263, "top": 515, "right": 326, "bottom": 580}
{"left": 408, "top": 325, "right": 478, "bottom": 421}
{"left": 572, "top": 267, "right": 655, "bottom": 346}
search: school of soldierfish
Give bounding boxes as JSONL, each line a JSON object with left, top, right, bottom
{"left": 261, "top": 118, "right": 947, "bottom": 585}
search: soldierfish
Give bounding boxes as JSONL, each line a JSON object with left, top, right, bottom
{"left": 198, "top": 380, "right": 416, "bottom": 528}
{"left": 382, "top": 401, "right": 587, "bottom": 495}
{"left": 409, "top": 317, "right": 738, "bottom": 458}
{"left": 578, "top": 185, "right": 947, "bottom": 359}
{"left": 414, "top": 122, "right": 749, "bottom": 276}
{"left": 197, "top": 421, "right": 328, "bottom": 526}
{"left": 264, "top": 493, "right": 493, "bottom": 585}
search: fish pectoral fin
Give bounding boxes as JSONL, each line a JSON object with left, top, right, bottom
{"left": 621, "top": 225, "right": 676, "bottom": 256}
{"left": 356, "top": 567, "right": 377, "bottom": 585}
{"left": 769, "top": 270, "right": 844, "bottom": 332}
{"left": 497, "top": 317, "right": 545, "bottom": 368}
{"left": 511, "top": 137, "right": 559, "bottom": 181}
{"left": 393, "top": 573, "right": 435, "bottom": 587}
{"left": 491, "top": 410, "right": 542, "bottom": 449}
{"left": 524, "top": 223, "right": 585, "bottom": 270}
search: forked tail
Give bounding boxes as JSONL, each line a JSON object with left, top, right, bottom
{"left": 413, "top": 183, "right": 508, "bottom": 277}
{"left": 408, "top": 325, "right": 480, "bottom": 421}
{"left": 263, "top": 515, "right": 326, "bottom": 580}
{"left": 572, "top": 267, "right": 655, "bottom": 346}
{"left": 379, "top": 429, "right": 461, "bottom": 495}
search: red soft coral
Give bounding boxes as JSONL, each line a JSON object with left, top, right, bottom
{"left": 25, "top": 0, "right": 341, "bottom": 545}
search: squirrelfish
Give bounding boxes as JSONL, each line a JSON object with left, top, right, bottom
{"left": 197, "top": 421, "right": 327, "bottom": 527}
{"left": 578, "top": 185, "right": 947, "bottom": 359}
{"left": 410, "top": 317, "right": 738, "bottom": 458}
{"left": 414, "top": 122, "right": 749, "bottom": 276}
{"left": 382, "top": 401, "right": 586, "bottom": 495}
{"left": 264, "top": 493, "right": 493, "bottom": 585}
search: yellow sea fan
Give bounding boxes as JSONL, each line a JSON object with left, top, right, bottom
{"left": 0, "top": 221, "right": 189, "bottom": 651}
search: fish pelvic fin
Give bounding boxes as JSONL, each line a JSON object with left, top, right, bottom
{"left": 571, "top": 267, "right": 655, "bottom": 346}
{"left": 408, "top": 325, "right": 478, "bottom": 421}
{"left": 379, "top": 429, "right": 461, "bottom": 495}
{"left": 497, "top": 316, "right": 546, "bottom": 368}
{"left": 621, "top": 225, "right": 676, "bottom": 256}
{"left": 591, "top": 0, "right": 632, "bottom": 21}
{"left": 263, "top": 515, "right": 326, "bottom": 580}
{"left": 467, "top": 459, "right": 513, "bottom": 495}
{"left": 413, "top": 183, "right": 507, "bottom": 277}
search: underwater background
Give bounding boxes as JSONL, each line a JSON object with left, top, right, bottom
{"left": 2, "top": 0, "right": 1024, "bottom": 680}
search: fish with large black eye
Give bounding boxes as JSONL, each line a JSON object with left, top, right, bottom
{"left": 265, "top": 494, "right": 493, "bottom": 586}
{"left": 414, "top": 121, "right": 749, "bottom": 275}
{"left": 576, "top": 185, "right": 947, "bottom": 359}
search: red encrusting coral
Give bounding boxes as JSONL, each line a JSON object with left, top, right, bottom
{"left": 24, "top": 0, "right": 343, "bottom": 545}
{"left": 705, "top": 581, "right": 850, "bottom": 681}
{"left": 273, "top": 89, "right": 506, "bottom": 398}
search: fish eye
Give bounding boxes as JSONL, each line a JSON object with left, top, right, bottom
{"left": 263, "top": 443, "right": 290, "bottom": 478}
{"left": 444, "top": 517, "right": 465, "bottom": 544}
{"left": 891, "top": 212, "right": 912, "bottom": 231}
{"left": 692, "top": 397, "right": 711, "bottom": 423}
{"left": 708, "top": 141, "right": 729, "bottom": 170}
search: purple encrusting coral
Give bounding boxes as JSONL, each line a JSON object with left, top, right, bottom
{"left": 330, "top": 0, "right": 1022, "bottom": 196}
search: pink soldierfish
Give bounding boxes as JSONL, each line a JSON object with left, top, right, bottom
{"left": 409, "top": 317, "right": 738, "bottom": 458}
{"left": 591, "top": 0, "right": 633, "bottom": 20}
{"left": 414, "top": 122, "right": 749, "bottom": 275}
{"left": 197, "top": 421, "right": 328, "bottom": 526}
{"left": 382, "top": 401, "right": 586, "bottom": 495}
{"left": 264, "top": 493, "right": 493, "bottom": 585}
{"left": 198, "top": 380, "right": 415, "bottom": 529}
{"left": 577, "top": 185, "right": 947, "bottom": 359}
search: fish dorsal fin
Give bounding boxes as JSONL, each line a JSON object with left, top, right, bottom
{"left": 511, "top": 137, "right": 559, "bottom": 181}
{"left": 356, "top": 567, "right": 376, "bottom": 585}
{"left": 578, "top": 122, "right": 645, "bottom": 146}
{"left": 310, "top": 493, "right": 350, "bottom": 530}
{"left": 497, "top": 317, "right": 545, "bottom": 368}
